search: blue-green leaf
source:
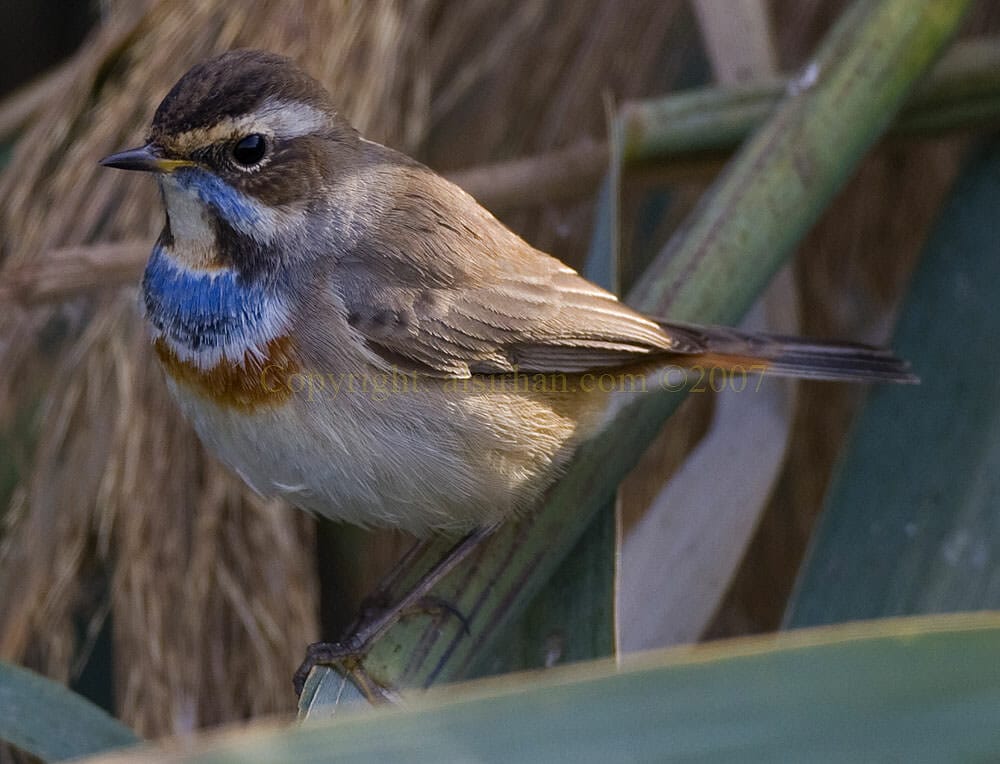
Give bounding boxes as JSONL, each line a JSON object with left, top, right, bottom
{"left": 0, "top": 661, "right": 140, "bottom": 762}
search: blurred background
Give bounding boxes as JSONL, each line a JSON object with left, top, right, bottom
{"left": 0, "top": 0, "right": 996, "bottom": 744}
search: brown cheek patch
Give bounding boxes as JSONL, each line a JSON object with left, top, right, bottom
{"left": 154, "top": 335, "right": 300, "bottom": 411}
{"left": 236, "top": 138, "right": 320, "bottom": 207}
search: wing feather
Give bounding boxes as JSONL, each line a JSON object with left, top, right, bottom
{"left": 330, "top": 162, "right": 679, "bottom": 377}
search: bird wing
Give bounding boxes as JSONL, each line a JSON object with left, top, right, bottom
{"left": 326, "top": 155, "right": 915, "bottom": 385}
{"left": 330, "top": 164, "right": 684, "bottom": 377}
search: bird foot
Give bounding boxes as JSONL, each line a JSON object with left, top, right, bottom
{"left": 292, "top": 594, "right": 470, "bottom": 696}
{"left": 292, "top": 526, "right": 494, "bottom": 696}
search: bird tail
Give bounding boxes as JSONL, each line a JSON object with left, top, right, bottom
{"left": 657, "top": 319, "right": 918, "bottom": 384}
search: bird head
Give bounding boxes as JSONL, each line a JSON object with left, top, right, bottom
{"left": 101, "top": 49, "right": 361, "bottom": 278}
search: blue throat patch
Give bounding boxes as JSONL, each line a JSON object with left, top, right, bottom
{"left": 143, "top": 245, "right": 277, "bottom": 352}
{"left": 172, "top": 166, "right": 264, "bottom": 233}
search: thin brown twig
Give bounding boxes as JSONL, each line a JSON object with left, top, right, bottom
{"left": 0, "top": 152, "right": 723, "bottom": 307}
{"left": 445, "top": 136, "right": 610, "bottom": 207}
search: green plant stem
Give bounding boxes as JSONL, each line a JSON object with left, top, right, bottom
{"left": 618, "top": 38, "right": 1000, "bottom": 165}
{"left": 454, "top": 37, "right": 1000, "bottom": 211}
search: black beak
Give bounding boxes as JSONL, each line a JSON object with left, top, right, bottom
{"left": 100, "top": 144, "right": 188, "bottom": 173}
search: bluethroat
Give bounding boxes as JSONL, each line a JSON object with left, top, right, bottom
{"left": 99, "top": 49, "right": 913, "bottom": 536}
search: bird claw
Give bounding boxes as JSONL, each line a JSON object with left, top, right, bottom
{"left": 292, "top": 593, "right": 471, "bottom": 696}
{"left": 293, "top": 640, "right": 361, "bottom": 697}
{"left": 292, "top": 527, "right": 494, "bottom": 697}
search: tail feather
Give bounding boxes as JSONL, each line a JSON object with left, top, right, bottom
{"left": 658, "top": 319, "right": 917, "bottom": 384}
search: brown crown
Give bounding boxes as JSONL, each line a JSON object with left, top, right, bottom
{"left": 150, "top": 49, "right": 334, "bottom": 138}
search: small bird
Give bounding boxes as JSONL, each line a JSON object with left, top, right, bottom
{"left": 101, "top": 49, "right": 914, "bottom": 538}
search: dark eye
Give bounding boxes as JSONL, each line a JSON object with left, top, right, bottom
{"left": 232, "top": 134, "right": 267, "bottom": 166}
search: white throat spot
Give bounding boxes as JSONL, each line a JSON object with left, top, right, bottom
{"left": 161, "top": 177, "right": 212, "bottom": 240}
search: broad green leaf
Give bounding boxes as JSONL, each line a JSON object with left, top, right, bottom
{"left": 0, "top": 661, "right": 140, "bottom": 762}
{"left": 89, "top": 614, "right": 1000, "bottom": 762}
{"left": 785, "top": 137, "right": 1000, "bottom": 627}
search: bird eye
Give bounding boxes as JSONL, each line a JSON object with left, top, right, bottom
{"left": 232, "top": 134, "right": 267, "bottom": 166}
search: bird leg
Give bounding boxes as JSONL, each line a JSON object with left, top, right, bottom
{"left": 293, "top": 525, "right": 495, "bottom": 697}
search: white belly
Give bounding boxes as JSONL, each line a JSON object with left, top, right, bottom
{"left": 165, "top": 374, "right": 582, "bottom": 536}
